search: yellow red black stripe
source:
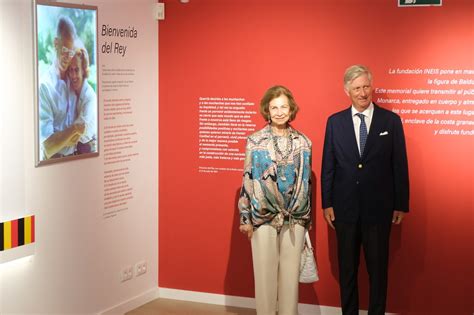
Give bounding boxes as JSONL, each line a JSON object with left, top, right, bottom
{"left": 0, "top": 215, "right": 35, "bottom": 251}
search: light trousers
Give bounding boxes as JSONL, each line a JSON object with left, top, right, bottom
{"left": 251, "top": 224, "right": 305, "bottom": 315}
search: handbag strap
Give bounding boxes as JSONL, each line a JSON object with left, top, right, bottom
{"left": 304, "top": 231, "right": 313, "bottom": 250}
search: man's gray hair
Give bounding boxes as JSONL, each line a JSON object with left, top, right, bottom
{"left": 344, "top": 65, "right": 372, "bottom": 90}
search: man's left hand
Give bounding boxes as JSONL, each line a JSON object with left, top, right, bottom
{"left": 392, "top": 211, "right": 405, "bottom": 225}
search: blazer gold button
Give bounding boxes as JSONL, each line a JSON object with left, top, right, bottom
{"left": 358, "top": 164, "right": 363, "bottom": 169}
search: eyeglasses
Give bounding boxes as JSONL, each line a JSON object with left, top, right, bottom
{"left": 61, "top": 46, "right": 75, "bottom": 58}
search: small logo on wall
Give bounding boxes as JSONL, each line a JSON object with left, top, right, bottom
{"left": 0, "top": 215, "right": 35, "bottom": 251}
{"left": 399, "top": 0, "right": 442, "bottom": 6}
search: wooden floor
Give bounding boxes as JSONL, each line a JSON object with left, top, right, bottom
{"left": 126, "top": 298, "right": 257, "bottom": 315}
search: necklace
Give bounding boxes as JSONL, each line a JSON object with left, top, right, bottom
{"left": 271, "top": 129, "right": 293, "bottom": 181}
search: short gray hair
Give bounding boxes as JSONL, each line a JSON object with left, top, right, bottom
{"left": 344, "top": 65, "right": 372, "bottom": 90}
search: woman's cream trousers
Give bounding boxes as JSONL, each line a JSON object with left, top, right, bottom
{"left": 251, "top": 224, "right": 305, "bottom": 315}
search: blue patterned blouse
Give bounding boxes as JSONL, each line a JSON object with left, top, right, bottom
{"left": 238, "top": 125, "right": 312, "bottom": 231}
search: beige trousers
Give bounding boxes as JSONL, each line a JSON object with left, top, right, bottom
{"left": 251, "top": 224, "right": 305, "bottom": 315}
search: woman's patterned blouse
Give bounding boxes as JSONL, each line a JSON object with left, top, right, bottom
{"left": 238, "top": 125, "right": 312, "bottom": 231}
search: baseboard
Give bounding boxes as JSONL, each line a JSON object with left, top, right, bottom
{"left": 158, "top": 287, "right": 344, "bottom": 315}
{"left": 99, "top": 286, "right": 398, "bottom": 315}
{"left": 99, "top": 287, "right": 159, "bottom": 315}
{"left": 159, "top": 287, "right": 256, "bottom": 309}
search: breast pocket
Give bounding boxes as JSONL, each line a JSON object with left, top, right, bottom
{"left": 371, "top": 128, "right": 393, "bottom": 158}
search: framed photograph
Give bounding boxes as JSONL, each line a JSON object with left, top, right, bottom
{"left": 34, "top": 1, "right": 98, "bottom": 166}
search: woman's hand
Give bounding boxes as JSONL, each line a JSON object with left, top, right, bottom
{"left": 239, "top": 224, "right": 253, "bottom": 240}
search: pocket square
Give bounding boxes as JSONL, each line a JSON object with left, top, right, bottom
{"left": 379, "top": 131, "right": 389, "bottom": 136}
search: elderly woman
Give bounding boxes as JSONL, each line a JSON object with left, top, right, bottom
{"left": 239, "top": 85, "right": 312, "bottom": 315}
{"left": 67, "top": 44, "right": 97, "bottom": 154}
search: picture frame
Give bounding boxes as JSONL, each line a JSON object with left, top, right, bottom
{"left": 34, "top": 0, "right": 99, "bottom": 166}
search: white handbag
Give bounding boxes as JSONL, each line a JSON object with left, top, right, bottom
{"left": 299, "top": 230, "right": 319, "bottom": 283}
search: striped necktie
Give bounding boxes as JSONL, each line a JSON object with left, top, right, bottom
{"left": 356, "top": 113, "right": 367, "bottom": 156}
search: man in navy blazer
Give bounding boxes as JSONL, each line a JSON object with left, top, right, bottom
{"left": 321, "top": 65, "right": 409, "bottom": 315}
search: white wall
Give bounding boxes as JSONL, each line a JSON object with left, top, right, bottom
{"left": 0, "top": 0, "right": 158, "bottom": 314}
{"left": 0, "top": 0, "right": 29, "bottom": 224}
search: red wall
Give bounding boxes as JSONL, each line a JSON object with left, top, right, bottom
{"left": 159, "top": 1, "right": 473, "bottom": 314}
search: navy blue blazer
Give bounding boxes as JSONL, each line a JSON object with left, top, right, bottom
{"left": 321, "top": 104, "right": 409, "bottom": 223}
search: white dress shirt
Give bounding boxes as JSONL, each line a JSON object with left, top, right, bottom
{"left": 38, "top": 61, "right": 77, "bottom": 158}
{"left": 351, "top": 103, "right": 374, "bottom": 156}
